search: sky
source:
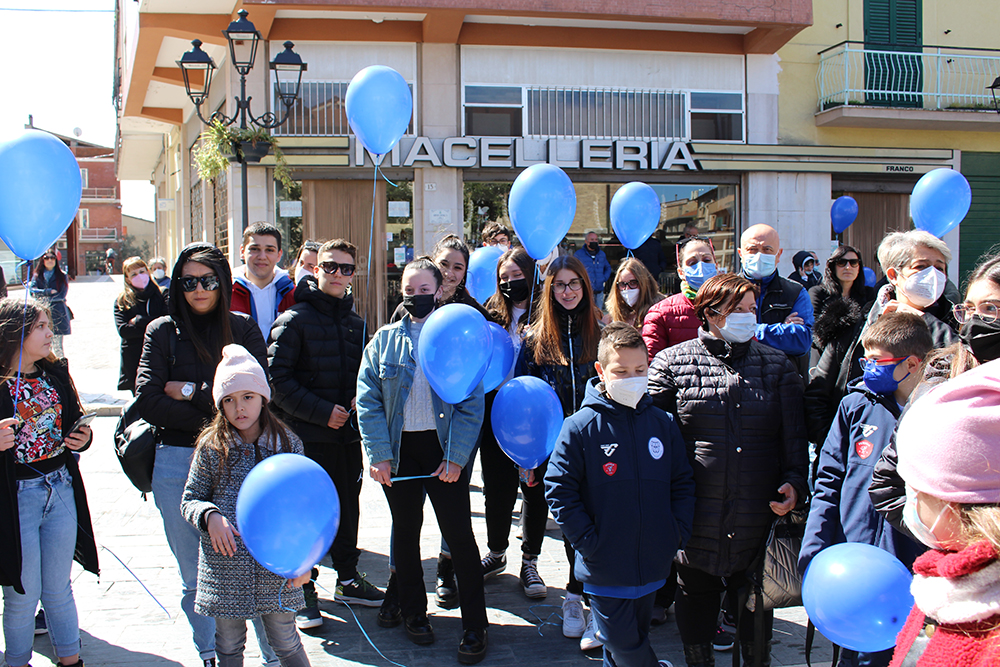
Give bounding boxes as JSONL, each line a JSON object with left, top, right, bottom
{"left": 0, "top": 1, "right": 155, "bottom": 220}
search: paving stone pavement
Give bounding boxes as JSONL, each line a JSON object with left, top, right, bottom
{"left": 2, "top": 276, "right": 837, "bottom": 667}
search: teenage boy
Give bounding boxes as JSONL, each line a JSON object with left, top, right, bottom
{"left": 546, "top": 322, "right": 696, "bottom": 667}
{"left": 232, "top": 222, "right": 296, "bottom": 340}
{"left": 268, "top": 239, "right": 382, "bottom": 630}
{"left": 798, "top": 312, "right": 931, "bottom": 667}
{"left": 480, "top": 221, "right": 510, "bottom": 249}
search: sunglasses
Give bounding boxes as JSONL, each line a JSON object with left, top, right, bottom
{"left": 617, "top": 279, "right": 640, "bottom": 290}
{"left": 318, "top": 261, "right": 356, "bottom": 277}
{"left": 835, "top": 258, "right": 860, "bottom": 268}
{"left": 179, "top": 275, "right": 221, "bottom": 292}
{"left": 42, "top": 255, "right": 56, "bottom": 261}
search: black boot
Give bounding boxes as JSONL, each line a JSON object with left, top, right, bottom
{"left": 682, "top": 642, "right": 715, "bottom": 667}
{"left": 435, "top": 553, "right": 459, "bottom": 609}
{"left": 378, "top": 572, "right": 401, "bottom": 628}
{"left": 739, "top": 641, "right": 771, "bottom": 667}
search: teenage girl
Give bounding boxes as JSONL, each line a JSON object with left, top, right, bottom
{"left": 114, "top": 256, "right": 166, "bottom": 393}
{"left": 181, "top": 344, "right": 312, "bottom": 667}
{"left": 0, "top": 297, "right": 97, "bottom": 667}
{"left": 604, "top": 258, "right": 664, "bottom": 327}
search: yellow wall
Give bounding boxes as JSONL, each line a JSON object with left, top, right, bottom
{"left": 777, "top": 0, "right": 1000, "bottom": 150}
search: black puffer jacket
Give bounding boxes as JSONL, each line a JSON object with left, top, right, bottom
{"left": 114, "top": 281, "right": 166, "bottom": 391}
{"left": 136, "top": 243, "right": 267, "bottom": 447}
{"left": 267, "top": 277, "right": 366, "bottom": 444}
{"left": 648, "top": 329, "right": 808, "bottom": 577}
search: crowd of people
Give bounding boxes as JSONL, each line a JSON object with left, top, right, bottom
{"left": 2, "top": 218, "right": 1000, "bottom": 667}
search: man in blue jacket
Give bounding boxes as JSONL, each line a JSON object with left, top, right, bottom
{"left": 546, "top": 322, "right": 695, "bottom": 667}
{"left": 575, "top": 231, "right": 612, "bottom": 311}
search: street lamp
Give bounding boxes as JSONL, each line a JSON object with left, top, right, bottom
{"left": 988, "top": 76, "right": 1000, "bottom": 114}
{"left": 177, "top": 9, "right": 307, "bottom": 231}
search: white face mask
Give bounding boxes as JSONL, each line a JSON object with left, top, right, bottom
{"left": 620, "top": 288, "right": 640, "bottom": 307}
{"left": 902, "top": 486, "right": 950, "bottom": 550}
{"left": 718, "top": 311, "right": 757, "bottom": 343}
{"left": 152, "top": 268, "right": 166, "bottom": 281}
{"left": 604, "top": 375, "right": 648, "bottom": 409}
{"left": 742, "top": 252, "right": 777, "bottom": 280}
{"left": 898, "top": 266, "right": 946, "bottom": 309}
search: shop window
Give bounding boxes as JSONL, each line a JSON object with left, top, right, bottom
{"left": 275, "top": 180, "right": 303, "bottom": 269}
{"left": 78, "top": 209, "right": 89, "bottom": 229}
{"left": 465, "top": 108, "right": 522, "bottom": 136}
{"left": 690, "top": 92, "right": 744, "bottom": 142}
{"left": 385, "top": 181, "right": 414, "bottom": 320}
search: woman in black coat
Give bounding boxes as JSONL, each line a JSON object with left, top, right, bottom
{"left": 648, "top": 273, "right": 808, "bottom": 667}
{"left": 135, "top": 243, "right": 267, "bottom": 666}
{"left": 114, "top": 256, "right": 165, "bottom": 393}
{"left": 30, "top": 251, "right": 71, "bottom": 359}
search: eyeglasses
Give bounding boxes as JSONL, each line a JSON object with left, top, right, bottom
{"left": 617, "top": 279, "right": 640, "bottom": 290}
{"left": 42, "top": 255, "right": 56, "bottom": 261}
{"left": 953, "top": 303, "right": 999, "bottom": 324}
{"left": 858, "top": 357, "right": 907, "bottom": 372}
{"left": 835, "top": 258, "right": 861, "bottom": 268}
{"left": 552, "top": 279, "right": 583, "bottom": 294}
{"left": 318, "top": 261, "right": 356, "bottom": 277}
{"left": 179, "top": 275, "right": 221, "bottom": 292}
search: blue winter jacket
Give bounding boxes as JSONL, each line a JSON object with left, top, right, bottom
{"left": 545, "top": 378, "right": 696, "bottom": 591}
{"left": 745, "top": 270, "right": 814, "bottom": 357}
{"left": 574, "top": 247, "right": 612, "bottom": 294}
{"left": 356, "top": 314, "right": 484, "bottom": 474}
{"left": 798, "top": 380, "right": 924, "bottom": 574}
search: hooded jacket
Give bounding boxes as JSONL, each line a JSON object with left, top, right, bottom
{"left": 231, "top": 268, "right": 296, "bottom": 334}
{"left": 135, "top": 243, "right": 267, "bottom": 447}
{"left": 268, "top": 276, "right": 366, "bottom": 444}
{"left": 545, "top": 378, "right": 695, "bottom": 591}
{"left": 787, "top": 250, "right": 821, "bottom": 289}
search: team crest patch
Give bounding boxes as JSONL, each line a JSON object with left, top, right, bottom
{"left": 603, "top": 462, "right": 617, "bottom": 476}
{"left": 648, "top": 437, "right": 664, "bottom": 460}
{"left": 860, "top": 423, "right": 879, "bottom": 438}
{"left": 855, "top": 439, "right": 874, "bottom": 459}
{"left": 601, "top": 443, "right": 618, "bottom": 457}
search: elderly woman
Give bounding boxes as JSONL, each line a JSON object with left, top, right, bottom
{"left": 648, "top": 273, "right": 808, "bottom": 667}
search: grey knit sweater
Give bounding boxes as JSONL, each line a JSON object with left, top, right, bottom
{"left": 181, "top": 430, "right": 306, "bottom": 618}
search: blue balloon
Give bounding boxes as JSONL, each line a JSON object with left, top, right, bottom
{"left": 610, "top": 182, "right": 661, "bottom": 250}
{"left": 911, "top": 168, "right": 972, "bottom": 238}
{"left": 508, "top": 164, "right": 577, "bottom": 260}
{"left": 345, "top": 65, "right": 413, "bottom": 157}
{"left": 236, "top": 454, "right": 340, "bottom": 579}
{"left": 863, "top": 266, "right": 877, "bottom": 288}
{"left": 417, "top": 303, "right": 492, "bottom": 404}
{"left": 467, "top": 246, "right": 505, "bottom": 304}
{"left": 0, "top": 130, "right": 82, "bottom": 261}
{"left": 491, "top": 376, "right": 563, "bottom": 469}
{"left": 831, "top": 196, "right": 859, "bottom": 234}
{"left": 802, "top": 543, "right": 913, "bottom": 652}
{"left": 482, "top": 322, "right": 516, "bottom": 393}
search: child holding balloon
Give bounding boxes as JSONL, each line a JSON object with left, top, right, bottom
{"left": 181, "top": 345, "right": 312, "bottom": 667}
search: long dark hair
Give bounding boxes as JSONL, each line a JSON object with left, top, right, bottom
{"left": 485, "top": 246, "right": 538, "bottom": 330}
{"left": 33, "top": 252, "right": 67, "bottom": 291}
{"left": 821, "top": 245, "right": 869, "bottom": 304}
{"left": 431, "top": 234, "right": 471, "bottom": 303}
{"left": 529, "top": 255, "right": 600, "bottom": 366}
{"left": 173, "top": 247, "right": 233, "bottom": 366}
{"left": 0, "top": 297, "right": 52, "bottom": 381}
{"left": 194, "top": 399, "right": 294, "bottom": 482}
{"left": 930, "top": 251, "right": 1000, "bottom": 377}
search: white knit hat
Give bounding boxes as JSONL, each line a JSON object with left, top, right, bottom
{"left": 213, "top": 344, "right": 271, "bottom": 406}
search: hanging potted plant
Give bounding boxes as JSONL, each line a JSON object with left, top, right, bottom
{"left": 192, "top": 119, "right": 295, "bottom": 191}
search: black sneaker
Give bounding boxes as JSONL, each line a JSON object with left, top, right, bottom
{"left": 713, "top": 626, "right": 735, "bottom": 652}
{"left": 295, "top": 580, "right": 323, "bottom": 629}
{"left": 378, "top": 572, "right": 402, "bottom": 628}
{"left": 35, "top": 608, "right": 48, "bottom": 635}
{"left": 519, "top": 557, "right": 546, "bottom": 599}
{"left": 481, "top": 551, "right": 506, "bottom": 580}
{"left": 436, "top": 554, "right": 459, "bottom": 609}
{"left": 203, "top": 660, "right": 216, "bottom": 667}
{"left": 336, "top": 572, "right": 385, "bottom": 607}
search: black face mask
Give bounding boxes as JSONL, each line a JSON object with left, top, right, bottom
{"left": 960, "top": 317, "right": 1000, "bottom": 364}
{"left": 499, "top": 278, "right": 531, "bottom": 303}
{"left": 402, "top": 293, "right": 436, "bottom": 319}
{"left": 587, "top": 242, "right": 599, "bottom": 252}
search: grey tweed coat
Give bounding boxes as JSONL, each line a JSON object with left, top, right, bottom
{"left": 181, "top": 430, "right": 306, "bottom": 618}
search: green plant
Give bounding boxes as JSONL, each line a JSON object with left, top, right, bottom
{"left": 192, "top": 119, "right": 295, "bottom": 191}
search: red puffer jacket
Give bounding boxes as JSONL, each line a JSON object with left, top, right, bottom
{"left": 641, "top": 293, "right": 700, "bottom": 360}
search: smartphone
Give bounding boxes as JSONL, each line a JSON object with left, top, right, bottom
{"left": 68, "top": 413, "right": 97, "bottom": 434}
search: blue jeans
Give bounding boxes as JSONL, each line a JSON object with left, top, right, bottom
{"left": 152, "top": 445, "right": 278, "bottom": 665}
{"left": 216, "top": 614, "right": 310, "bottom": 667}
{"left": 2, "top": 466, "right": 80, "bottom": 666}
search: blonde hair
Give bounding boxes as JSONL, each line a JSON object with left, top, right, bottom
{"left": 958, "top": 504, "right": 1000, "bottom": 553}
{"left": 606, "top": 258, "right": 664, "bottom": 326}
{"left": 116, "top": 256, "right": 149, "bottom": 310}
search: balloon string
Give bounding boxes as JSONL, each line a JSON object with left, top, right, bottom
{"left": 376, "top": 162, "right": 398, "bottom": 188}
{"left": 11, "top": 265, "right": 31, "bottom": 419}
{"left": 389, "top": 418, "right": 454, "bottom": 482}
{"left": 626, "top": 249, "right": 634, "bottom": 260}
{"left": 527, "top": 603, "right": 566, "bottom": 637}
{"left": 314, "top": 580, "right": 410, "bottom": 667}
{"left": 364, "top": 161, "right": 378, "bottom": 343}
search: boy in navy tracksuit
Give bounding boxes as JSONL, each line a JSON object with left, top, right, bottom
{"left": 546, "top": 322, "right": 696, "bottom": 667}
{"left": 798, "top": 312, "right": 931, "bottom": 667}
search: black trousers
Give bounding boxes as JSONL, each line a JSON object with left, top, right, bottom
{"left": 674, "top": 562, "right": 772, "bottom": 646}
{"left": 590, "top": 591, "right": 659, "bottom": 667}
{"left": 383, "top": 430, "right": 488, "bottom": 631}
{"left": 479, "top": 391, "right": 549, "bottom": 556}
{"left": 304, "top": 439, "right": 363, "bottom": 583}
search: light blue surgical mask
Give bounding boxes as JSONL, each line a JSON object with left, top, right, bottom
{"left": 742, "top": 252, "right": 777, "bottom": 280}
{"left": 717, "top": 311, "right": 757, "bottom": 344}
{"left": 902, "top": 486, "right": 950, "bottom": 550}
{"left": 683, "top": 261, "right": 717, "bottom": 291}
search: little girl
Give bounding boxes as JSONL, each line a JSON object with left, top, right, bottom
{"left": 181, "top": 344, "right": 312, "bottom": 667}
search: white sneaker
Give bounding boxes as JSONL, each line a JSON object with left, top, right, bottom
{"left": 580, "top": 610, "right": 604, "bottom": 651}
{"left": 658, "top": 661, "right": 674, "bottom": 667}
{"left": 562, "top": 597, "right": 586, "bottom": 638}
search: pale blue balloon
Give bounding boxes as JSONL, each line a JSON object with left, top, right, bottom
{"left": 491, "top": 376, "right": 563, "bottom": 469}
{"left": 508, "top": 164, "right": 577, "bottom": 260}
{"left": 610, "top": 182, "right": 661, "bottom": 249}
{"left": 345, "top": 65, "right": 413, "bottom": 156}
{"left": 911, "top": 168, "right": 971, "bottom": 238}
{"left": 467, "top": 245, "right": 505, "bottom": 304}
{"left": 482, "top": 322, "right": 516, "bottom": 392}
{"left": 0, "top": 129, "right": 82, "bottom": 260}
{"left": 417, "top": 303, "right": 491, "bottom": 404}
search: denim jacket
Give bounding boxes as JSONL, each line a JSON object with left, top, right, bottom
{"left": 357, "top": 315, "right": 484, "bottom": 474}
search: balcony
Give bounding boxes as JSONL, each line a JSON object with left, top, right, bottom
{"left": 79, "top": 228, "right": 118, "bottom": 242}
{"left": 81, "top": 187, "right": 119, "bottom": 202}
{"left": 815, "top": 42, "right": 1000, "bottom": 131}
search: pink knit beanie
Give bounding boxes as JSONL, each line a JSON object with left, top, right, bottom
{"left": 213, "top": 344, "right": 271, "bottom": 406}
{"left": 897, "top": 357, "right": 1000, "bottom": 504}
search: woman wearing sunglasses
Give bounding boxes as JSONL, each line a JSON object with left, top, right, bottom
{"left": 30, "top": 252, "right": 71, "bottom": 359}
{"left": 134, "top": 243, "right": 269, "bottom": 667}
{"left": 603, "top": 258, "right": 664, "bottom": 327}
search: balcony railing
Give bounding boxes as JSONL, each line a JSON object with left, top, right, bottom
{"left": 273, "top": 81, "right": 415, "bottom": 137}
{"left": 81, "top": 187, "right": 118, "bottom": 200}
{"left": 817, "top": 41, "right": 1000, "bottom": 111}
{"left": 80, "top": 228, "right": 118, "bottom": 242}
